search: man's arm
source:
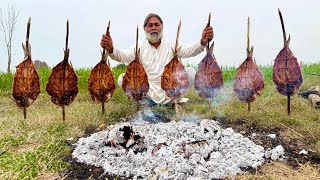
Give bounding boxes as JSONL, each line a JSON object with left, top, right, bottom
{"left": 109, "top": 47, "right": 135, "bottom": 64}
{"left": 101, "top": 33, "right": 135, "bottom": 64}
{"left": 179, "top": 41, "right": 205, "bottom": 58}
{"left": 179, "top": 26, "right": 214, "bottom": 58}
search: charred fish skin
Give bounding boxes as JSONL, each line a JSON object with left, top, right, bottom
{"left": 161, "top": 57, "right": 189, "bottom": 98}
{"left": 122, "top": 60, "right": 149, "bottom": 101}
{"left": 194, "top": 45, "right": 223, "bottom": 99}
{"left": 88, "top": 60, "right": 115, "bottom": 102}
{"left": 46, "top": 61, "right": 79, "bottom": 106}
{"left": 122, "top": 26, "right": 149, "bottom": 102}
{"left": 12, "top": 58, "right": 40, "bottom": 107}
{"left": 233, "top": 56, "right": 264, "bottom": 102}
{"left": 273, "top": 48, "right": 302, "bottom": 96}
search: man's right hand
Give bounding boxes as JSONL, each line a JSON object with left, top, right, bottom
{"left": 100, "top": 32, "right": 113, "bottom": 53}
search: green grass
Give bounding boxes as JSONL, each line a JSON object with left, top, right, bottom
{"left": 0, "top": 63, "right": 320, "bottom": 179}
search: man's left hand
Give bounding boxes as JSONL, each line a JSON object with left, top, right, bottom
{"left": 201, "top": 26, "right": 214, "bottom": 46}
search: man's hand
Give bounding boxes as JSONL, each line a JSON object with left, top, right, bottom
{"left": 100, "top": 32, "right": 114, "bottom": 53}
{"left": 201, "top": 26, "right": 214, "bottom": 46}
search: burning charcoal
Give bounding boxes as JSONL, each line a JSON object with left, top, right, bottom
{"left": 46, "top": 20, "right": 78, "bottom": 121}
{"left": 273, "top": 9, "right": 303, "bottom": 115}
{"left": 195, "top": 13, "right": 223, "bottom": 103}
{"left": 88, "top": 21, "right": 115, "bottom": 115}
{"left": 233, "top": 17, "right": 264, "bottom": 112}
{"left": 122, "top": 26, "right": 149, "bottom": 110}
{"left": 12, "top": 18, "right": 40, "bottom": 119}
{"left": 161, "top": 20, "right": 189, "bottom": 113}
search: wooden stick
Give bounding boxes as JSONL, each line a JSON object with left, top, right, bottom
{"left": 174, "top": 20, "right": 181, "bottom": 54}
{"left": 26, "top": 17, "right": 31, "bottom": 53}
{"left": 23, "top": 107, "right": 27, "bottom": 119}
{"left": 102, "top": 101, "right": 105, "bottom": 115}
{"left": 247, "top": 16, "right": 250, "bottom": 56}
{"left": 62, "top": 105, "right": 65, "bottom": 121}
{"left": 175, "top": 100, "right": 179, "bottom": 114}
{"left": 102, "top": 20, "right": 110, "bottom": 59}
{"left": 135, "top": 25, "right": 138, "bottom": 56}
{"left": 278, "top": 8, "right": 287, "bottom": 46}
{"left": 65, "top": 20, "right": 69, "bottom": 54}
{"left": 62, "top": 20, "right": 69, "bottom": 121}
{"left": 287, "top": 89, "right": 291, "bottom": 115}
{"left": 207, "top": 13, "right": 211, "bottom": 49}
{"left": 25, "top": 18, "right": 31, "bottom": 119}
{"left": 208, "top": 100, "right": 212, "bottom": 115}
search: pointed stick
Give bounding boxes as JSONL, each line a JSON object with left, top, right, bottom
{"left": 135, "top": 25, "right": 140, "bottom": 112}
{"left": 278, "top": 8, "right": 287, "bottom": 47}
{"left": 62, "top": 20, "right": 69, "bottom": 121}
{"left": 24, "top": 17, "right": 31, "bottom": 119}
{"left": 136, "top": 25, "right": 138, "bottom": 55}
{"left": 102, "top": 20, "right": 110, "bottom": 61}
{"left": 65, "top": 20, "right": 69, "bottom": 57}
{"left": 100, "top": 20, "right": 111, "bottom": 115}
{"left": 247, "top": 16, "right": 251, "bottom": 112}
{"left": 174, "top": 20, "right": 181, "bottom": 54}
{"left": 247, "top": 17, "right": 250, "bottom": 56}
{"left": 26, "top": 17, "right": 31, "bottom": 55}
{"left": 278, "top": 9, "right": 291, "bottom": 115}
{"left": 207, "top": 13, "right": 211, "bottom": 49}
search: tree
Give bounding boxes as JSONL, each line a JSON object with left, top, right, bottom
{"left": 0, "top": 5, "right": 18, "bottom": 73}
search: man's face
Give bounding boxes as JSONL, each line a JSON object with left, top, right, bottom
{"left": 144, "top": 17, "right": 163, "bottom": 43}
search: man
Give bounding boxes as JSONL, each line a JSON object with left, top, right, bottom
{"left": 100, "top": 13, "right": 214, "bottom": 105}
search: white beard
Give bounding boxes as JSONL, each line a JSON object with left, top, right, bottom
{"left": 145, "top": 30, "right": 163, "bottom": 43}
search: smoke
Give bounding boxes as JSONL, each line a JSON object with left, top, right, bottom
{"left": 206, "top": 81, "right": 235, "bottom": 117}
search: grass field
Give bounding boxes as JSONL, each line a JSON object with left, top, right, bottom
{"left": 0, "top": 63, "right": 320, "bottom": 179}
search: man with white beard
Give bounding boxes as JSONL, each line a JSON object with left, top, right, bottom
{"left": 100, "top": 13, "right": 214, "bottom": 106}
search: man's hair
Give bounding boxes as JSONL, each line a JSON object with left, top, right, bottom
{"left": 143, "top": 13, "right": 163, "bottom": 28}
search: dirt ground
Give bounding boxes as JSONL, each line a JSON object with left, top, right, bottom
{"left": 61, "top": 115, "right": 320, "bottom": 180}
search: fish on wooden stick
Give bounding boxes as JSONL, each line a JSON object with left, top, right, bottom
{"left": 46, "top": 20, "right": 79, "bottom": 121}
{"left": 273, "top": 9, "right": 303, "bottom": 115}
{"left": 161, "top": 20, "right": 189, "bottom": 113}
{"left": 233, "top": 17, "right": 264, "bottom": 112}
{"left": 194, "top": 13, "right": 223, "bottom": 111}
{"left": 12, "top": 17, "right": 40, "bottom": 119}
{"left": 99, "top": 13, "right": 213, "bottom": 108}
{"left": 88, "top": 20, "right": 115, "bottom": 115}
{"left": 122, "top": 26, "right": 149, "bottom": 110}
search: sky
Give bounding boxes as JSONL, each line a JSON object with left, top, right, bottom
{"left": 0, "top": 0, "right": 319, "bottom": 72}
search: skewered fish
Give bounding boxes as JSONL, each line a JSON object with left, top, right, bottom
{"left": 273, "top": 9, "right": 303, "bottom": 115}
{"left": 88, "top": 21, "right": 115, "bottom": 115}
{"left": 234, "top": 17, "right": 264, "bottom": 111}
{"left": 12, "top": 18, "right": 40, "bottom": 119}
{"left": 46, "top": 20, "right": 78, "bottom": 120}
{"left": 122, "top": 26, "right": 149, "bottom": 109}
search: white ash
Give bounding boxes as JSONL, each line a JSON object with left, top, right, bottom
{"left": 299, "top": 149, "right": 308, "bottom": 155}
{"left": 265, "top": 145, "right": 285, "bottom": 160}
{"left": 267, "top": 134, "right": 277, "bottom": 139}
{"left": 72, "top": 118, "right": 283, "bottom": 179}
